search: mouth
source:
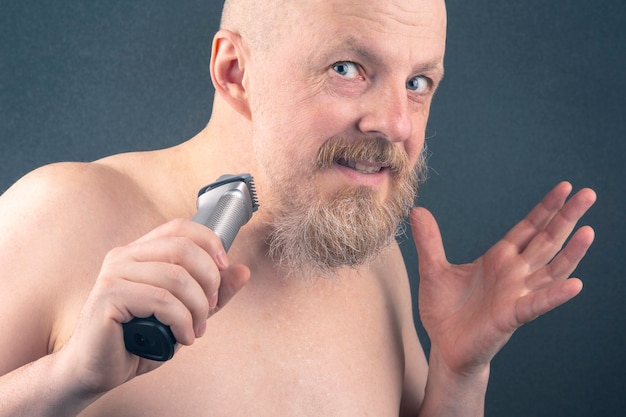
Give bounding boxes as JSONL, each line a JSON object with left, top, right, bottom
{"left": 336, "top": 157, "right": 387, "bottom": 174}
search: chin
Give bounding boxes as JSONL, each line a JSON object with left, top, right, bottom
{"left": 266, "top": 181, "right": 411, "bottom": 280}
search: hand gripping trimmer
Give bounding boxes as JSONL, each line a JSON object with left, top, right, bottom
{"left": 122, "top": 174, "right": 259, "bottom": 361}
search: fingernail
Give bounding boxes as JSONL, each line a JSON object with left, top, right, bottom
{"left": 216, "top": 251, "right": 229, "bottom": 269}
{"left": 209, "top": 291, "right": 219, "bottom": 309}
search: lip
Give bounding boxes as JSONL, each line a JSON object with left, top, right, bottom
{"left": 336, "top": 157, "right": 388, "bottom": 174}
{"left": 333, "top": 161, "right": 389, "bottom": 187}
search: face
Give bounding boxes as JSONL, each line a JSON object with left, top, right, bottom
{"left": 245, "top": 0, "right": 447, "bottom": 274}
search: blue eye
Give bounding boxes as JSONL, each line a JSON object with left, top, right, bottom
{"left": 332, "top": 61, "right": 359, "bottom": 79}
{"left": 406, "top": 75, "right": 430, "bottom": 93}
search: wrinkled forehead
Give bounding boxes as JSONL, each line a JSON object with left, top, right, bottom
{"left": 325, "top": 0, "right": 446, "bottom": 31}
{"left": 278, "top": 0, "right": 447, "bottom": 68}
{"left": 295, "top": 0, "right": 445, "bottom": 34}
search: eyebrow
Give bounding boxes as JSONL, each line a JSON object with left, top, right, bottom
{"left": 312, "top": 34, "right": 445, "bottom": 79}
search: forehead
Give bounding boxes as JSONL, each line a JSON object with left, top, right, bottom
{"left": 322, "top": 0, "right": 447, "bottom": 35}
{"left": 283, "top": 0, "right": 446, "bottom": 68}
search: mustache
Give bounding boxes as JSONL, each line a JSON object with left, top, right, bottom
{"left": 315, "top": 137, "right": 410, "bottom": 175}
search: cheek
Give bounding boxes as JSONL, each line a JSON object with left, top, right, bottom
{"left": 251, "top": 110, "right": 319, "bottom": 184}
{"left": 268, "top": 101, "right": 348, "bottom": 155}
{"left": 406, "top": 110, "right": 430, "bottom": 165}
{"left": 406, "top": 133, "right": 426, "bottom": 167}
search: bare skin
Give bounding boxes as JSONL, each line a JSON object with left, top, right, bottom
{"left": 0, "top": 0, "right": 596, "bottom": 416}
{"left": 0, "top": 148, "right": 425, "bottom": 416}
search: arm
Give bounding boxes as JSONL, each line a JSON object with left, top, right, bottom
{"left": 0, "top": 169, "right": 103, "bottom": 415}
{"left": 411, "top": 182, "right": 596, "bottom": 416}
{"left": 0, "top": 225, "right": 248, "bottom": 416}
{"left": 0, "top": 352, "right": 104, "bottom": 416}
{"left": 0, "top": 165, "right": 250, "bottom": 416}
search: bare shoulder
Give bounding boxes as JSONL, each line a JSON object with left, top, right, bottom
{"left": 371, "top": 242, "right": 428, "bottom": 415}
{"left": 0, "top": 160, "right": 163, "bottom": 374}
{"left": 0, "top": 160, "right": 164, "bottom": 244}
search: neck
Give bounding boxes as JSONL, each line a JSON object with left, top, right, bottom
{"left": 173, "top": 101, "right": 255, "bottom": 188}
{"left": 173, "top": 102, "right": 281, "bottom": 271}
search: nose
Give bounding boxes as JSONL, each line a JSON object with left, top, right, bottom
{"left": 357, "top": 84, "right": 413, "bottom": 143}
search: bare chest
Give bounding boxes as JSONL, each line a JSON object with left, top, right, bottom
{"left": 82, "top": 279, "right": 407, "bottom": 417}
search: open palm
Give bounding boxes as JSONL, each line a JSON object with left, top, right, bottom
{"left": 411, "top": 182, "right": 596, "bottom": 374}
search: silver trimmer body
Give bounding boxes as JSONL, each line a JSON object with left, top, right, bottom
{"left": 192, "top": 174, "right": 259, "bottom": 252}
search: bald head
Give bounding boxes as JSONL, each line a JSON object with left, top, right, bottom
{"left": 219, "top": 0, "right": 446, "bottom": 54}
{"left": 220, "top": 0, "right": 290, "bottom": 52}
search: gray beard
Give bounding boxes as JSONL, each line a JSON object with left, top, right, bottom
{"left": 266, "top": 148, "right": 425, "bottom": 280}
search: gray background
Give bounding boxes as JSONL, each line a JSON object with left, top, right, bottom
{"left": 1, "top": 1, "right": 624, "bottom": 415}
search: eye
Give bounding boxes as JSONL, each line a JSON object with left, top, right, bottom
{"left": 406, "top": 75, "right": 430, "bottom": 93}
{"left": 332, "top": 61, "right": 360, "bottom": 79}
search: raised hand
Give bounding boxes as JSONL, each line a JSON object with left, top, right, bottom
{"left": 411, "top": 182, "right": 596, "bottom": 374}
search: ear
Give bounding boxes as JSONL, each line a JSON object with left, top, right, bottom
{"left": 210, "top": 30, "right": 251, "bottom": 119}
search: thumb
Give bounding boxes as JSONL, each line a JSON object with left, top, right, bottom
{"left": 410, "top": 207, "right": 448, "bottom": 274}
{"left": 215, "top": 264, "right": 251, "bottom": 310}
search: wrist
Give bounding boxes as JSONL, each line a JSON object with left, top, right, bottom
{"left": 48, "top": 348, "right": 106, "bottom": 413}
{"left": 428, "top": 346, "right": 491, "bottom": 383}
{"left": 0, "top": 351, "right": 104, "bottom": 417}
{"left": 418, "top": 347, "right": 490, "bottom": 417}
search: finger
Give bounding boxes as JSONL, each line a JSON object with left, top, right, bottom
{"left": 515, "top": 278, "right": 583, "bottom": 325}
{"left": 525, "top": 225, "right": 595, "bottom": 291}
{"left": 410, "top": 207, "right": 448, "bottom": 275}
{"left": 522, "top": 188, "right": 596, "bottom": 269}
{"left": 502, "top": 182, "right": 572, "bottom": 252}
{"left": 115, "top": 261, "right": 211, "bottom": 337}
{"left": 99, "top": 277, "right": 197, "bottom": 346}
{"left": 545, "top": 225, "right": 595, "bottom": 282}
{"left": 133, "top": 219, "right": 229, "bottom": 270}
{"left": 121, "top": 236, "right": 222, "bottom": 308}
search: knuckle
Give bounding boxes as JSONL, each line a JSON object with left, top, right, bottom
{"left": 196, "top": 299, "right": 211, "bottom": 321}
{"left": 93, "top": 271, "right": 117, "bottom": 296}
{"left": 202, "top": 268, "right": 222, "bottom": 294}
{"left": 166, "top": 218, "right": 191, "bottom": 234}
{"left": 180, "top": 307, "right": 193, "bottom": 327}
{"left": 150, "top": 286, "right": 174, "bottom": 306}
{"left": 164, "top": 263, "right": 191, "bottom": 290}
{"left": 103, "top": 245, "right": 126, "bottom": 262}
{"left": 96, "top": 257, "right": 127, "bottom": 288}
{"left": 172, "top": 236, "right": 195, "bottom": 255}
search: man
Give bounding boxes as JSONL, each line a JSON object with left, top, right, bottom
{"left": 0, "top": 0, "right": 596, "bottom": 415}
